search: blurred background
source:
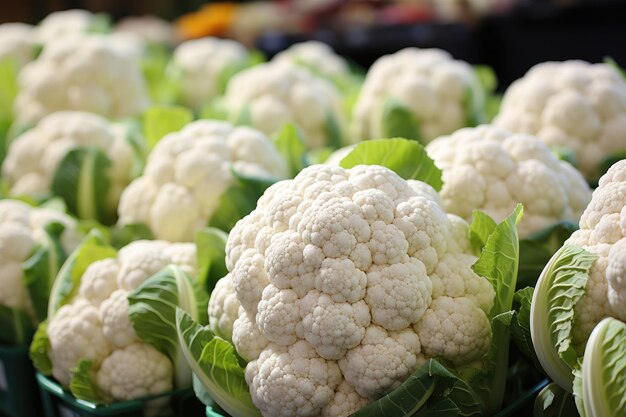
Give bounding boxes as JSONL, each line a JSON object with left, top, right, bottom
{"left": 3, "top": 0, "right": 626, "bottom": 89}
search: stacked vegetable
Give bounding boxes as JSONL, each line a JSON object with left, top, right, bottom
{"left": 0, "top": 7, "right": 625, "bottom": 417}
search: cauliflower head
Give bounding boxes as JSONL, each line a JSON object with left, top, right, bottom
{"left": 47, "top": 239, "right": 196, "bottom": 393}
{"left": 426, "top": 125, "right": 591, "bottom": 238}
{"left": 35, "top": 9, "right": 106, "bottom": 45}
{"left": 15, "top": 36, "right": 149, "bottom": 124}
{"left": 272, "top": 41, "right": 350, "bottom": 81}
{"left": 0, "top": 23, "right": 35, "bottom": 68}
{"left": 352, "top": 47, "right": 484, "bottom": 143}
{"left": 115, "top": 15, "right": 176, "bottom": 46}
{"left": 222, "top": 61, "right": 347, "bottom": 149}
{"left": 215, "top": 164, "right": 494, "bottom": 417}
{"left": 0, "top": 199, "right": 80, "bottom": 314}
{"left": 495, "top": 60, "right": 626, "bottom": 180}
{"left": 3, "top": 111, "right": 139, "bottom": 212}
{"left": 117, "top": 120, "right": 287, "bottom": 242}
{"left": 173, "top": 37, "right": 249, "bottom": 110}
{"left": 556, "top": 160, "right": 626, "bottom": 348}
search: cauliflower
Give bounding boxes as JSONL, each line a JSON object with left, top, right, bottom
{"left": 117, "top": 120, "right": 287, "bottom": 242}
{"left": 272, "top": 41, "right": 350, "bottom": 82}
{"left": 14, "top": 36, "right": 149, "bottom": 125}
{"left": 35, "top": 9, "right": 108, "bottom": 45}
{"left": 211, "top": 164, "right": 495, "bottom": 416}
{"left": 426, "top": 125, "right": 591, "bottom": 238}
{"left": 172, "top": 37, "right": 250, "bottom": 110}
{"left": 45, "top": 239, "right": 197, "bottom": 397}
{"left": 222, "top": 61, "right": 347, "bottom": 149}
{"left": 2, "top": 111, "right": 140, "bottom": 217}
{"left": 0, "top": 23, "right": 35, "bottom": 68}
{"left": 495, "top": 60, "right": 626, "bottom": 181}
{"left": 0, "top": 199, "right": 80, "bottom": 320}
{"left": 115, "top": 15, "right": 176, "bottom": 46}
{"left": 352, "top": 47, "right": 484, "bottom": 143}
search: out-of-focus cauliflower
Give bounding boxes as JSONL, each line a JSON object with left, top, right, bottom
{"left": 210, "top": 164, "right": 495, "bottom": 417}
{"left": 2, "top": 111, "right": 141, "bottom": 218}
{"left": 46, "top": 239, "right": 196, "bottom": 396}
{"left": 0, "top": 199, "right": 80, "bottom": 317}
{"left": 35, "top": 9, "right": 108, "bottom": 45}
{"left": 115, "top": 15, "right": 177, "bottom": 46}
{"left": 0, "top": 23, "right": 35, "bottom": 68}
{"left": 117, "top": 120, "right": 287, "bottom": 242}
{"left": 14, "top": 36, "right": 149, "bottom": 125}
{"left": 352, "top": 47, "right": 484, "bottom": 143}
{"left": 222, "top": 61, "right": 347, "bottom": 149}
{"left": 426, "top": 125, "right": 592, "bottom": 238}
{"left": 172, "top": 37, "right": 250, "bottom": 110}
{"left": 495, "top": 60, "right": 626, "bottom": 181}
{"left": 272, "top": 41, "right": 350, "bottom": 82}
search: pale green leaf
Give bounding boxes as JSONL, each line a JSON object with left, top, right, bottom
{"left": 143, "top": 106, "right": 193, "bottom": 149}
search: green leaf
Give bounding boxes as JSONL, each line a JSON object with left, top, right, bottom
{"left": 141, "top": 46, "right": 180, "bottom": 105}
{"left": 128, "top": 265, "right": 209, "bottom": 388}
{"left": 47, "top": 230, "right": 117, "bottom": 317}
{"left": 534, "top": 382, "right": 578, "bottom": 417}
{"left": 208, "top": 170, "right": 278, "bottom": 232}
{"left": 176, "top": 309, "right": 261, "bottom": 417}
{"left": 552, "top": 147, "right": 578, "bottom": 168}
{"left": 86, "top": 13, "right": 111, "bottom": 34}
{"left": 580, "top": 317, "right": 626, "bottom": 417}
{"left": 603, "top": 56, "right": 626, "bottom": 80}
{"left": 29, "top": 320, "right": 52, "bottom": 374}
{"left": 109, "top": 223, "right": 154, "bottom": 249}
{"left": 0, "top": 57, "right": 19, "bottom": 116}
{"left": 572, "top": 361, "right": 586, "bottom": 417}
{"left": 143, "top": 106, "right": 193, "bottom": 149}
{"left": 376, "top": 97, "right": 423, "bottom": 143}
{"left": 69, "top": 360, "right": 104, "bottom": 404}
{"left": 339, "top": 138, "right": 443, "bottom": 191}
{"left": 530, "top": 245, "right": 597, "bottom": 391}
{"left": 195, "top": 227, "right": 228, "bottom": 294}
{"left": 468, "top": 210, "right": 497, "bottom": 256}
{"left": 306, "top": 147, "right": 334, "bottom": 165}
{"left": 22, "top": 221, "right": 67, "bottom": 322}
{"left": 518, "top": 222, "right": 578, "bottom": 289}
{"left": 470, "top": 204, "right": 523, "bottom": 414}
{"left": 325, "top": 111, "right": 344, "bottom": 150}
{"left": 510, "top": 288, "right": 544, "bottom": 374}
{"left": 233, "top": 106, "right": 252, "bottom": 127}
{"left": 0, "top": 304, "right": 34, "bottom": 346}
{"left": 272, "top": 123, "right": 308, "bottom": 178}
{"left": 472, "top": 66, "right": 498, "bottom": 123}
{"left": 51, "top": 147, "right": 114, "bottom": 224}
{"left": 598, "top": 148, "right": 626, "bottom": 182}
{"left": 199, "top": 99, "right": 228, "bottom": 121}
{"left": 349, "top": 359, "right": 458, "bottom": 417}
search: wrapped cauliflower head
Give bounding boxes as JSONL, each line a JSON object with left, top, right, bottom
{"left": 117, "top": 120, "right": 287, "bottom": 242}
{"left": 352, "top": 47, "right": 484, "bottom": 143}
{"left": 495, "top": 60, "right": 626, "bottom": 181}
{"left": 172, "top": 37, "right": 250, "bottom": 110}
{"left": 14, "top": 36, "right": 149, "bottom": 125}
{"left": 222, "top": 61, "right": 348, "bottom": 149}
{"left": 0, "top": 199, "right": 80, "bottom": 329}
{"left": 0, "top": 23, "right": 35, "bottom": 68}
{"left": 426, "top": 125, "right": 591, "bottom": 238}
{"left": 272, "top": 41, "right": 351, "bottom": 82}
{"left": 2, "top": 111, "right": 141, "bottom": 222}
{"left": 209, "top": 164, "right": 495, "bottom": 417}
{"left": 44, "top": 239, "right": 197, "bottom": 401}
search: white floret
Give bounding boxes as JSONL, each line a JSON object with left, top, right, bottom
{"left": 36, "top": 9, "right": 102, "bottom": 44}
{"left": 272, "top": 41, "right": 350, "bottom": 81}
{"left": 232, "top": 309, "right": 269, "bottom": 362}
{"left": 223, "top": 61, "right": 347, "bottom": 149}
{"left": 115, "top": 15, "right": 175, "bottom": 46}
{"left": 117, "top": 120, "right": 286, "bottom": 241}
{"left": 426, "top": 125, "right": 592, "bottom": 238}
{"left": 0, "top": 23, "right": 35, "bottom": 67}
{"left": 15, "top": 36, "right": 149, "bottom": 124}
{"left": 48, "top": 298, "right": 112, "bottom": 386}
{"left": 352, "top": 47, "right": 484, "bottom": 143}
{"left": 79, "top": 258, "right": 120, "bottom": 306}
{"left": 99, "top": 289, "right": 138, "bottom": 348}
{"left": 495, "top": 60, "right": 626, "bottom": 180}
{"left": 208, "top": 274, "right": 241, "bottom": 341}
{"left": 96, "top": 342, "right": 173, "bottom": 402}
{"left": 172, "top": 37, "right": 249, "bottom": 109}
{"left": 320, "top": 380, "right": 369, "bottom": 417}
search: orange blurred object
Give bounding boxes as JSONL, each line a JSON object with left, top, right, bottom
{"left": 175, "top": 2, "right": 238, "bottom": 39}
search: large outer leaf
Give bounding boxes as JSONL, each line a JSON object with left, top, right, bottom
{"left": 22, "top": 221, "right": 66, "bottom": 322}
{"left": 534, "top": 382, "right": 578, "bottom": 417}
{"left": 375, "top": 97, "right": 423, "bottom": 144}
{"left": 510, "top": 287, "right": 544, "bottom": 373}
{"left": 128, "top": 265, "right": 209, "bottom": 389}
{"left": 69, "top": 360, "right": 103, "bottom": 404}
{"left": 349, "top": 360, "right": 458, "bottom": 417}
{"left": 272, "top": 123, "right": 308, "bottom": 178}
{"left": 47, "top": 231, "right": 116, "bottom": 317}
{"left": 468, "top": 210, "right": 497, "bottom": 256}
{"left": 143, "top": 106, "right": 193, "bottom": 149}
{"left": 176, "top": 309, "right": 260, "bottom": 417}
{"left": 195, "top": 227, "right": 228, "bottom": 294}
{"left": 530, "top": 245, "right": 597, "bottom": 391}
{"left": 339, "top": 138, "right": 443, "bottom": 191}
{"left": 580, "top": 317, "right": 626, "bottom": 417}
{"left": 29, "top": 320, "right": 52, "bottom": 375}
{"left": 51, "top": 147, "right": 114, "bottom": 224}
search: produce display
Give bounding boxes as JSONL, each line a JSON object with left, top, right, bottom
{"left": 0, "top": 7, "right": 624, "bottom": 417}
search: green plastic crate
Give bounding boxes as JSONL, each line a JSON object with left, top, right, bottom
{"left": 36, "top": 373, "right": 205, "bottom": 417}
{"left": 205, "top": 405, "right": 226, "bottom": 417}
{"left": 0, "top": 344, "right": 43, "bottom": 417}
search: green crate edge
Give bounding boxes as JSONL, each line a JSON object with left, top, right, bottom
{"left": 36, "top": 372, "right": 197, "bottom": 416}
{"left": 206, "top": 405, "right": 226, "bottom": 417}
{"left": 0, "top": 344, "right": 43, "bottom": 417}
